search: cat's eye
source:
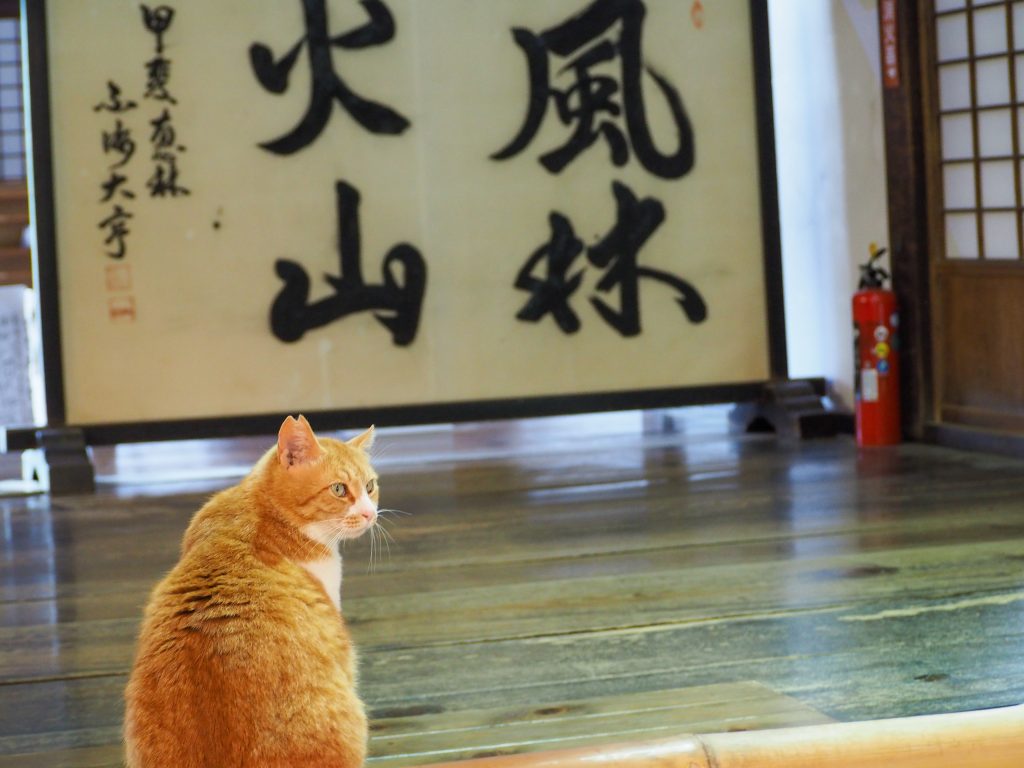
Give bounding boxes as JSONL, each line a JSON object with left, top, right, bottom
{"left": 367, "top": 478, "right": 377, "bottom": 493}
{"left": 329, "top": 482, "right": 347, "bottom": 498}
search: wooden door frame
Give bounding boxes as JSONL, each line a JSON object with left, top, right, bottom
{"left": 884, "top": 0, "right": 1024, "bottom": 454}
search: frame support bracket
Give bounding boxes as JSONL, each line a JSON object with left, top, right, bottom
{"left": 21, "top": 427, "right": 96, "bottom": 495}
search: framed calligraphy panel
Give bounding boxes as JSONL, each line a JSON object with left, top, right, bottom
{"left": 21, "top": 0, "right": 786, "bottom": 442}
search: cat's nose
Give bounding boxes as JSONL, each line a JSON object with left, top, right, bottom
{"left": 360, "top": 509, "right": 375, "bottom": 521}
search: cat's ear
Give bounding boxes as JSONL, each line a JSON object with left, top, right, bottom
{"left": 278, "top": 415, "right": 323, "bottom": 469}
{"left": 348, "top": 425, "right": 375, "bottom": 451}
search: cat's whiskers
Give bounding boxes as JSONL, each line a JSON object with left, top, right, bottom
{"left": 329, "top": 535, "right": 346, "bottom": 563}
{"left": 303, "top": 509, "right": 396, "bottom": 574}
{"left": 297, "top": 532, "right": 325, "bottom": 563}
{"left": 375, "top": 521, "right": 393, "bottom": 559}
{"left": 327, "top": 523, "right": 349, "bottom": 552}
{"left": 363, "top": 515, "right": 396, "bottom": 575}
{"left": 298, "top": 517, "right": 350, "bottom": 561}
{"left": 375, "top": 519, "right": 396, "bottom": 549}
{"left": 367, "top": 526, "right": 378, "bottom": 574}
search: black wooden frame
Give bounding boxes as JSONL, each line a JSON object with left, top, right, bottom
{"left": 7, "top": 0, "right": 790, "bottom": 450}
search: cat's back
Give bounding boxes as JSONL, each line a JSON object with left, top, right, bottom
{"left": 142, "top": 486, "right": 329, "bottom": 652}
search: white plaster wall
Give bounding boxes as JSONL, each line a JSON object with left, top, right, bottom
{"left": 769, "top": 0, "right": 890, "bottom": 406}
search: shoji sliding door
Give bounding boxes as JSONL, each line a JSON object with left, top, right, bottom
{"left": 929, "top": 0, "right": 1024, "bottom": 432}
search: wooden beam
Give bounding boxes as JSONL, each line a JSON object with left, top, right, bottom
{"left": 879, "top": 0, "right": 934, "bottom": 440}
{"left": 421, "top": 705, "right": 1024, "bottom": 768}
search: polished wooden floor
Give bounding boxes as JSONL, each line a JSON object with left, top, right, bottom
{"left": 2, "top": 406, "right": 1024, "bottom": 766}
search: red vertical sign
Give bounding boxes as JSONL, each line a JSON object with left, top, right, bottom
{"left": 880, "top": 0, "right": 900, "bottom": 89}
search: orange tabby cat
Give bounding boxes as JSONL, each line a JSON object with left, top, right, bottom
{"left": 124, "top": 415, "right": 379, "bottom": 767}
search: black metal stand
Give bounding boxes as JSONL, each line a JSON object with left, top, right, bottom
{"left": 729, "top": 380, "right": 853, "bottom": 440}
{"left": 21, "top": 428, "right": 96, "bottom": 495}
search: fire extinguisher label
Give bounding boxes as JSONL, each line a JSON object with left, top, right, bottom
{"left": 861, "top": 368, "right": 879, "bottom": 402}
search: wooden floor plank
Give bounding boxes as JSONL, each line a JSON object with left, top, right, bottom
{"left": 0, "top": 742, "right": 123, "bottom": 768}
{"left": 2, "top": 536, "right": 1024, "bottom": 685}
{"left": 355, "top": 597, "right": 1024, "bottom": 722}
{"left": 2, "top": 585, "right": 1022, "bottom": 751}
{"left": 5, "top": 472, "right": 1024, "bottom": 605}
{"left": 366, "top": 682, "right": 833, "bottom": 766}
{"left": 4, "top": 503, "right": 1024, "bottom": 623}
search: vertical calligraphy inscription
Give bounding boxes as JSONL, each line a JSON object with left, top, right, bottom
{"left": 94, "top": 81, "right": 137, "bottom": 114}
{"left": 94, "top": 4, "right": 187, "bottom": 321}
{"left": 250, "top": 0, "right": 410, "bottom": 154}
{"left": 97, "top": 205, "right": 134, "bottom": 260}
{"left": 254, "top": 0, "right": 427, "bottom": 346}
{"left": 515, "top": 213, "right": 587, "bottom": 334}
{"left": 269, "top": 180, "right": 426, "bottom": 346}
{"left": 95, "top": 88, "right": 137, "bottom": 259}
{"left": 586, "top": 181, "right": 707, "bottom": 336}
{"left": 515, "top": 180, "right": 706, "bottom": 337}
{"left": 501, "top": 0, "right": 707, "bottom": 337}
{"left": 492, "top": 0, "right": 694, "bottom": 179}
{"left": 141, "top": 5, "right": 190, "bottom": 197}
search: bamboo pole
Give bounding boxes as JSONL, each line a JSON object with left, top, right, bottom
{"left": 422, "top": 704, "right": 1024, "bottom": 768}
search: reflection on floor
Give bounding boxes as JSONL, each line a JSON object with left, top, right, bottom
{"left": 1, "top": 406, "right": 1024, "bottom": 766}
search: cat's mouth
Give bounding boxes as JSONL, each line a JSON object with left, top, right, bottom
{"left": 340, "top": 512, "right": 377, "bottom": 538}
{"left": 304, "top": 515, "right": 375, "bottom": 544}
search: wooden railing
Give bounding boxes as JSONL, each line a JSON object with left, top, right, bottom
{"left": 421, "top": 705, "right": 1024, "bottom": 768}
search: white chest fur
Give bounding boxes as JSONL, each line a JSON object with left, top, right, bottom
{"left": 300, "top": 550, "right": 342, "bottom": 611}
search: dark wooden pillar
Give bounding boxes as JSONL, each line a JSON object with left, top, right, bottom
{"left": 878, "top": 0, "right": 934, "bottom": 440}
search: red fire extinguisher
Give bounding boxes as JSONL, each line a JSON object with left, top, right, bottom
{"left": 853, "top": 244, "right": 900, "bottom": 446}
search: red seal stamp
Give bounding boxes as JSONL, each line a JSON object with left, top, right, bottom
{"left": 108, "top": 296, "right": 136, "bottom": 322}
